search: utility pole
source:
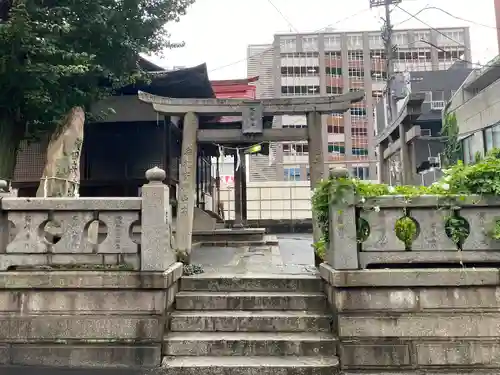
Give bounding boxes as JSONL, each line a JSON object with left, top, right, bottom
{"left": 370, "top": 0, "right": 411, "bottom": 184}
{"left": 369, "top": 0, "right": 400, "bottom": 119}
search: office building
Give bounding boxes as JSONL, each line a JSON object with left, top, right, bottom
{"left": 247, "top": 27, "right": 472, "bottom": 182}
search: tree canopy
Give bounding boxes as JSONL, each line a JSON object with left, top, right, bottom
{"left": 0, "top": 0, "right": 195, "bottom": 178}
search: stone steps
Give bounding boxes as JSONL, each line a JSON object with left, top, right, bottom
{"left": 175, "top": 291, "right": 327, "bottom": 310}
{"left": 169, "top": 310, "right": 331, "bottom": 332}
{"left": 180, "top": 274, "right": 323, "bottom": 292}
{"left": 160, "top": 356, "right": 339, "bottom": 375}
{"left": 163, "top": 332, "right": 337, "bottom": 356}
{"left": 162, "top": 275, "right": 338, "bottom": 374}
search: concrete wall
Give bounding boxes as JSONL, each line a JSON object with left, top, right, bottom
{"left": 0, "top": 263, "right": 182, "bottom": 368}
{"left": 448, "top": 66, "right": 500, "bottom": 158}
{"left": 220, "top": 181, "right": 312, "bottom": 220}
{"left": 454, "top": 77, "right": 500, "bottom": 135}
{"left": 321, "top": 264, "right": 500, "bottom": 374}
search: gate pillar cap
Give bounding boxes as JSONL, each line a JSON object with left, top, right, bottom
{"left": 145, "top": 166, "right": 166, "bottom": 182}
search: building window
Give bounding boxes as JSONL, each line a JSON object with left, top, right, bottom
{"left": 282, "top": 86, "right": 320, "bottom": 96}
{"left": 281, "top": 86, "right": 320, "bottom": 95}
{"left": 347, "top": 34, "right": 363, "bottom": 49}
{"left": 283, "top": 143, "right": 308, "bottom": 156}
{"left": 328, "top": 143, "right": 345, "bottom": 154}
{"left": 284, "top": 167, "right": 301, "bottom": 181}
{"left": 484, "top": 123, "right": 500, "bottom": 152}
{"left": 353, "top": 148, "right": 369, "bottom": 156}
{"left": 351, "top": 108, "right": 367, "bottom": 117}
{"left": 325, "top": 67, "right": 342, "bottom": 75}
{"left": 348, "top": 68, "right": 364, "bottom": 78}
{"left": 352, "top": 166, "right": 370, "bottom": 180}
{"left": 302, "top": 36, "right": 318, "bottom": 51}
{"left": 281, "top": 66, "right": 319, "bottom": 76}
{"left": 328, "top": 125, "right": 344, "bottom": 134}
{"left": 325, "top": 35, "right": 341, "bottom": 50}
{"left": 352, "top": 128, "right": 368, "bottom": 136}
{"left": 327, "top": 86, "right": 342, "bottom": 94}
{"left": 280, "top": 37, "right": 297, "bottom": 52}
{"left": 283, "top": 123, "right": 307, "bottom": 129}
{"left": 462, "top": 136, "right": 474, "bottom": 164}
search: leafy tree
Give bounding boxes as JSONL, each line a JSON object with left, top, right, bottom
{"left": 0, "top": 0, "right": 194, "bottom": 179}
{"left": 441, "top": 111, "right": 462, "bottom": 166}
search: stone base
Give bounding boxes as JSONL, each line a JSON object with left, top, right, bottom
{"left": 0, "top": 263, "right": 183, "bottom": 368}
{"left": 0, "top": 344, "right": 160, "bottom": 368}
{"left": 320, "top": 264, "right": 500, "bottom": 373}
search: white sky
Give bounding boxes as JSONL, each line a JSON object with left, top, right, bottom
{"left": 146, "top": 0, "right": 498, "bottom": 80}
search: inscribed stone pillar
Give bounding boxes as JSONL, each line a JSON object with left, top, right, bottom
{"left": 307, "top": 111, "right": 326, "bottom": 244}
{"left": 176, "top": 112, "right": 198, "bottom": 255}
{"left": 141, "top": 167, "right": 175, "bottom": 271}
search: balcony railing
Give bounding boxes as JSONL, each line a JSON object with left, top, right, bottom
{"left": 430, "top": 100, "right": 445, "bottom": 110}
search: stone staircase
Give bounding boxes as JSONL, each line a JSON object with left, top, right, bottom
{"left": 162, "top": 274, "right": 338, "bottom": 374}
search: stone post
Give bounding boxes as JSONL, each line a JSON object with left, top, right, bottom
{"left": 307, "top": 111, "right": 326, "bottom": 244}
{"left": 327, "top": 168, "right": 359, "bottom": 269}
{"left": 141, "top": 167, "right": 176, "bottom": 271}
{"left": 176, "top": 112, "right": 198, "bottom": 257}
{"left": 0, "top": 180, "right": 14, "bottom": 255}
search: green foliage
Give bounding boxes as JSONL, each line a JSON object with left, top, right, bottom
{"left": 183, "top": 264, "right": 204, "bottom": 276}
{"left": 311, "top": 149, "right": 500, "bottom": 261}
{"left": 441, "top": 112, "right": 461, "bottom": 166}
{"left": 0, "top": 0, "right": 195, "bottom": 177}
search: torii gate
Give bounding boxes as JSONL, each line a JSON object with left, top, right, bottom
{"left": 138, "top": 91, "right": 365, "bottom": 257}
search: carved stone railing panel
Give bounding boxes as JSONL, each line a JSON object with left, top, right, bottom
{"left": 328, "top": 194, "right": 500, "bottom": 270}
{"left": 410, "top": 207, "right": 456, "bottom": 251}
{"left": 6, "top": 212, "right": 48, "bottom": 253}
{"left": 98, "top": 212, "right": 139, "bottom": 254}
{"left": 460, "top": 206, "right": 500, "bottom": 251}
{"left": 360, "top": 208, "right": 405, "bottom": 251}
{"left": 49, "top": 212, "right": 96, "bottom": 253}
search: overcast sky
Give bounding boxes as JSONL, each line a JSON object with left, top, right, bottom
{"left": 146, "top": 0, "right": 498, "bottom": 80}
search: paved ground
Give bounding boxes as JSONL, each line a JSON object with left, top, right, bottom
{"left": 1, "top": 233, "right": 316, "bottom": 374}
{"left": 191, "top": 233, "right": 316, "bottom": 275}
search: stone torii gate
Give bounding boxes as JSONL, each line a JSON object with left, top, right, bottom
{"left": 138, "top": 90, "right": 365, "bottom": 257}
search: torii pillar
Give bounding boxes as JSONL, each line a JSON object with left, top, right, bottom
{"left": 307, "top": 111, "right": 326, "bottom": 243}
{"left": 176, "top": 112, "right": 198, "bottom": 257}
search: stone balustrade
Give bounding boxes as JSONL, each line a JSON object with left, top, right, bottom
{"left": 0, "top": 167, "right": 175, "bottom": 271}
{"left": 327, "top": 193, "right": 500, "bottom": 270}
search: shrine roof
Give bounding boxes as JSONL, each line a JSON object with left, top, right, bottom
{"left": 118, "top": 61, "right": 215, "bottom": 99}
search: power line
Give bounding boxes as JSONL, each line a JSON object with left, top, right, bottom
{"left": 393, "top": 4, "right": 430, "bottom": 27}
{"left": 267, "top": 0, "right": 299, "bottom": 33}
{"left": 416, "top": 6, "right": 499, "bottom": 30}
{"left": 395, "top": 4, "right": 465, "bottom": 46}
{"left": 394, "top": 5, "right": 500, "bottom": 70}
{"left": 394, "top": 4, "right": 500, "bottom": 69}
{"left": 204, "top": 7, "right": 372, "bottom": 75}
